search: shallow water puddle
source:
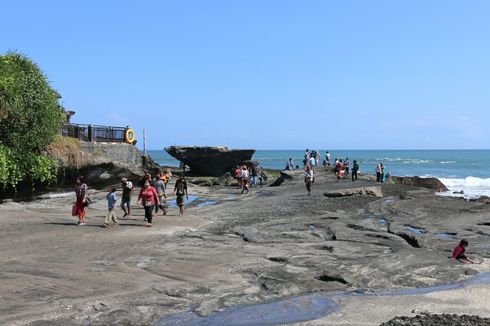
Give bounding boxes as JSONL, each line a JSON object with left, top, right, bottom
{"left": 155, "top": 293, "right": 337, "bottom": 326}
{"left": 156, "top": 271, "right": 490, "bottom": 326}
{"left": 404, "top": 225, "right": 426, "bottom": 235}
{"left": 166, "top": 196, "right": 218, "bottom": 208}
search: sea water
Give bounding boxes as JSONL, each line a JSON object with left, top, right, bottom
{"left": 148, "top": 149, "right": 490, "bottom": 199}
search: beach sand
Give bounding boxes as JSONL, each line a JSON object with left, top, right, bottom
{"left": 0, "top": 170, "right": 489, "bottom": 325}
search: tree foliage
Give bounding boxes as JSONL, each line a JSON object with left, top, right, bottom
{"left": 0, "top": 52, "right": 63, "bottom": 189}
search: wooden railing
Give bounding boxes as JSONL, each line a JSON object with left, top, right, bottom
{"left": 61, "top": 123, "right": 130, "bottom": 142}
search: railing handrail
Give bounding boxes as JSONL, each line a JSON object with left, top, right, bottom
{"left": 61, "top": 123, "right": 131, "bottom": 143}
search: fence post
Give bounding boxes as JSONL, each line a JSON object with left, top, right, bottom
{"left": 88, "top": 124, "right": 92, "bottom": 142}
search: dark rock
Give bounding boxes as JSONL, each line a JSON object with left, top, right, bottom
{"left": 380, "top": 314, "right": 490, "bottom": 326}
{"left": 391, "top": 176, "right": 448, "bottom": 192}
{"left": 165, "top": 146, "right": 255, "bottom": 176}
{"left": 270, "top": 171, "right": 295, "bottom": 187}
{"left": 469, "top": 195, "right": 490, "bottom": 204}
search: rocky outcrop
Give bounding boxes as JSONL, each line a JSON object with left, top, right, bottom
{"left": 46, "top": 139, "right": 148, "bottom": 189}
{"left": 390, "top": 176, "right": 448, "bottom": 192}
{"left": 324, "top": 186, "right": 383, "bottom": 198}
{"left": 165, "top": 146, "right": 255, "bottom": 176}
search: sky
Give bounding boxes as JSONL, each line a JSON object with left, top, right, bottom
{"left": 1, "top": 1, "right": 490, "bottom": 150}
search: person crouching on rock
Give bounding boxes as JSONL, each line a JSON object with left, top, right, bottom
{"left": 173, "top": 176, "right": 188, "bottom": 216}
{"left": 102, "top": 187, "right": 118, "bottom": 228}
{"left": 305, "top": 165, "right": 314, "bottom": 195}
{"left": 452, "top": 239, "right": 480, "bottom": 264}
{"left": 137, "top": 181, "right": 159, "bottom": 227}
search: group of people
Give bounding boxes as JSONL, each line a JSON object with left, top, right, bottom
{"left": 234, "top": 164, "right": 268, "bottom": 193}
{"left": 72, "top": 170, "right": 189, "bottom": 228}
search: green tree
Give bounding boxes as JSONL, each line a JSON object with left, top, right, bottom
{"left": 0, "top": 52, "right": 63, "bottom": 189}
{"left": 0, "top": 52, "right": 63, "bottom": 151}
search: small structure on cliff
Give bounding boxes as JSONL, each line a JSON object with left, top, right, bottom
{"left": 165, "top": 146, "right": 255, "bottom": 176}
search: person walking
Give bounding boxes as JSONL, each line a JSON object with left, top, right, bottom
{"left": 250, "top": 165, "right": 258, "bottom": 187}
{"left": 137, "top": 180, "right": 159, "bottom": 227}
{"left": 305, "top": 165, "right": 314, "bottom": 195}
{"left": 352, "top": 160, "right": 359, "bottom": 182}
{"left": 173, "top": 176, "right": 188, "bottom": 216}
{"left": 336, "top": 159, "right": 344, "bottom": 181}
{"left": 73, "top": 176, "right": 88, "bottom": 226}
{"left": 343, "top": 157, "right": 350, "bottom": 175}
{"left": 240, "top": 165, "right": 250, "bottom": 194}
{"left": 153, "top": 173, "right": 168, "bottom": 216}
{"left": 102, "top": 187, "right": 118, "bottom": 228}
{"left": 120, "top": 177, "right": 134, "bottom": 217}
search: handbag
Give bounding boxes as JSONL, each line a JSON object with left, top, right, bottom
{"left": 84, "top": 197, "right": 92, "bottom": 207}
{"left": 71, "top": 204, "right": 78, "bottom": 216}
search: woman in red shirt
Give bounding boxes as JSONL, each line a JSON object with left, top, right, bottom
{"left": 452, "top": 239, "right": 478, "bottom": 264}
{"left": 138, "top": 180, "right": 160, "bottom": 227}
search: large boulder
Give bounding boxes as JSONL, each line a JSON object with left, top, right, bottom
{"left": 390, "top": 176, "right": 448, "bottom": 192}
{"left": 165, "top": 146, "right": 255, "bottom": 176}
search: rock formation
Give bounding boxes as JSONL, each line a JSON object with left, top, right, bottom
{"left": 390, "top": 176, "right": 448, "bottom": 192}
{"left": 165, "top": 146, "right": 255, "bottom": 176}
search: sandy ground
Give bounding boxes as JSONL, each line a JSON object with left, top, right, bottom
{"left": 1, "top": 172, "right": 489, "bottom": 325}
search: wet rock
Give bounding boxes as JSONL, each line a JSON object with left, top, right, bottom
{"left": 380, "top": 314, "right": 490, "bottom": 326}
{"left": 469, "top": 195, "right": 490, "bottom": 204}
{"left": 324, "top": 187, "right": 383, "bottom": 198}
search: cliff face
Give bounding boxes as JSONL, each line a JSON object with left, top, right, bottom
{"left": 45, "top": 138, "right": 149, "bottom": 189}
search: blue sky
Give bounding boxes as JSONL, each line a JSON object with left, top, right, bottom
{"left": 2, "top": 1, "right": 489, "bottom": 150}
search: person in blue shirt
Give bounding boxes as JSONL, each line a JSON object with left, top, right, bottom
{"left": 102, "top": 187, "right": 118, "bottom": 228}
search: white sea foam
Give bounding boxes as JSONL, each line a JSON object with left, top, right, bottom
{"left": 438, "top": 177, "right": 490, "bottom": 199}
{"left": 440, "top": 161, "right": 456, "bottom": 164}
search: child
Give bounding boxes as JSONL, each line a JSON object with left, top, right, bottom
{"left": 452, "top": 239, "right": 479, "bottom": 264}
{"left": 102, "top": 187, "right": 118, "bottom": 228}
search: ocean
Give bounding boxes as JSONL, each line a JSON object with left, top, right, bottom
{"left": 147, "top": 149, "right": 490, "bottom": 199}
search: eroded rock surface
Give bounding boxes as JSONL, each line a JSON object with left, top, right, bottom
{"left": 0, "top": 170, "right": 488, "bottom": 325}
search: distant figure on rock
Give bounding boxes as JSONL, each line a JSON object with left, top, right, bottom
{"left": 73, "top": 176, "right": 88, "bottom": 226}
{"left": 234, "top": 165, "right": 242, "bottom": 187}
{"left": 258, "top": 168, "right": 268, "bottom": 186}
{"left": 121, "top": 177, "right": 134, "bottom": 217}
{"left": 173, "top": 176, "right": 188, "bottom": 216}
{"left": 343, "top": 157, "right": 350, "bottom": 175}
{"left": 352, "top": 160, "right": 359, "bottom": 182}
{"left": 250, "top": 165, "right": 258, "bottom": 187}
{"left": 304, "top": 165, "right": 314, "bottom": 195}
{"left": 452, "top": 239, "right": 480, "bottom": 264}
{"left": 375, "top": 163, "right": 382, "bottom": 183}
{"left": 325, "top": 151, "right": 331, "bottom": 166}
{"left": 336, "top": 159, "right": 344, "bottom": 181}
{"left": 286, "top": 158, "right": 294, "bottom": 170}
{"left": 240, "top": 165, "right": 250, "bottom": 194}
{"left": 380, "top": 163, "right": 385, "bottom": 183}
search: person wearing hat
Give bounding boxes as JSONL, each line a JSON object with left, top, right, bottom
{"left": 121, "top": 177, "right": 134, "bottom": 217}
